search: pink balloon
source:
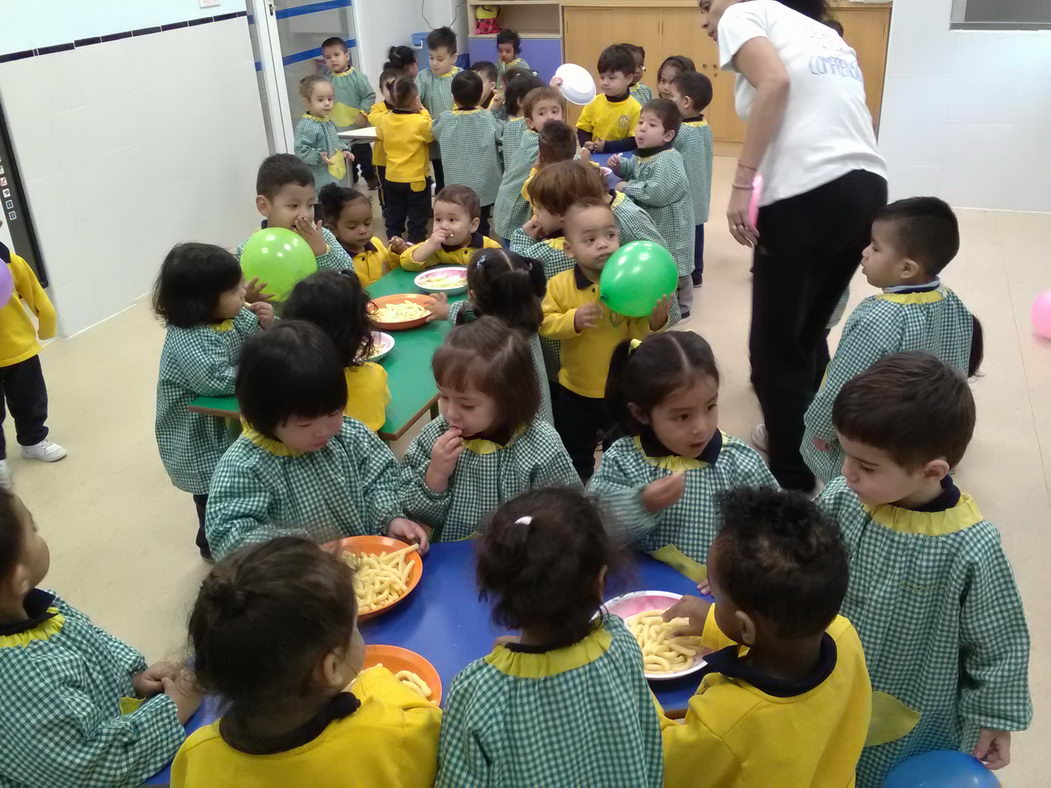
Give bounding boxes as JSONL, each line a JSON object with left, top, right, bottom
{"left": 1032, "top": 289, "right": 1051, "bottom": 339}
{"left": 748, "top": 173, "right": 763, "bottom": 227}
{"left": 0, "top": 262, "right": 13, "bottom": 305}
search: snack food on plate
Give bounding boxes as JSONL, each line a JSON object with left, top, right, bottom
{"left": 373, "top": 301, "right": 430, "bottom": 323}
{"left": 625, "top": 610, "right": 703, "bottom": 674}
{"left": 343, "top": 544, "right": 420, "bottom": 613}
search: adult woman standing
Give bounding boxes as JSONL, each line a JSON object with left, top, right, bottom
{"left": 701, "top": 0, "right": 887, "bottom": 491}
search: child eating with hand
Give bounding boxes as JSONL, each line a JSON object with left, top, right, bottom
{"left": 317, "top": 183, "right": 404, "bottom": 286}
{"left": 400, "top": 185, "right": 501, "bottom": 271}
{"left": 294, "top": 75, "right": 354, "bottom": 192}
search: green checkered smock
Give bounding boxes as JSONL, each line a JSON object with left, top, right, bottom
{"left": 329, "top": 67, "right": 376, "bottom": 130}
{"left": 620, "top": 149, "right": 694, "bottom": 275}
{"left": 496, "top": 57, "right": 531, "bottom": 88}
{"left": 508, "top": 231, "right": 573, "bottom": 378}
{"left": 589, "top": 431, "right": 778, "bottom": 563}
{"left": 294, "top": 114, "right": 351, "bottom": 191}
{"left": 610, "top": 191, "right": 668, "bottom": 247}
{"left": 155, "top": 308, "right": 258, "bottom": 495}
{"left": 0, "top": 590, "right": 185, "bottom": 786}
{"left": 802, "top": 285, "right": 975, "bottom": 483}
{"left": 631, "top": 82, "right": 653, "bottom": 105}
{"left": 493, "top": 130, "right": 539, "bottom": 239}
{"left": 205, "top": 419, "right": 402, "bottom": 560}
{"left": 436, "top": 614, "right": 663, "bottom": 787}
{"left": 498, "top": 117, "right": 527, "bottom": 169}
{"left": 674, "top": 120, "right": 714, "bottom": 225}
{"left": 237, "top": 226, "right": 353, "bottom": 273}
{"left": 818, "top": 477, "right": 1031, "bottom": 787}
{"left": 434, "top": 109, "right": 503, "bottom": 207}
{"left": 399, "top": 416, "right": 579, "bottom": 541}
{"left": 417, "top": 67, "right": 462, "bottom": 160}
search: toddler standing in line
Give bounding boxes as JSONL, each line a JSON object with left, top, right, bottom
{"left": 400, "top": 185, "right": 501, "bottom": 271}
{"left": 294, "top": 75, "right": 354, "bottom": 192}
{"left": 399, "top": 318, "right": 578, "bottom": 542}
{"left": 374, "top": 76, "right": 433, "bottom": 244}
{"left": 317, "top": 183, "right": 404, "bottom": 286}
{"left": 574, "top": 45, "right": 642, "bottom": 154}
{"left": 416, "top": 26, "right": 462, "bottom": 192}
{"left": 669, "top": 71, "right": 714, "bottom": 287}
{"left": 321, "top": 36, "right": 378, "bottom": 189}
{"left": 154, "top": 243, "right": 273, "bottom": 559}
{"left": 656, "top": 55, "right": 695, "bottom": 99}
{"left": 436, "top": 488, "right": 663, "bottom": 787}
{"left": 495, "top": 29, "right": 530, "bottom": 87}
{"left": 495, "top": 72, "right": 542, "bottom": 159}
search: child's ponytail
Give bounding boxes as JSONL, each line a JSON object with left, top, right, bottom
{"left": 604, "top": 338, "right": 637, "bottom": 430}
{"left": 460, "top": 249, "right": 545, "bottom": 334}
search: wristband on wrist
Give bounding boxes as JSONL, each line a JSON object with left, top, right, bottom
{"left": 731, "top": 183, "right": 755, "bottom": 190}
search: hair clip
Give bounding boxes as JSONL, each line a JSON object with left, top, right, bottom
{"left": 338, "top": 269, "right": 356, "bottom": 279}
{"left": 514, "top": 516, "right": 533, "bottom": 526}
{"left": 629, "top": 338, "right": 643, "bottom": 353}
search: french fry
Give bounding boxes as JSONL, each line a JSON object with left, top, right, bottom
{"left": 626, "top": 609, "right": 703, "bottom": 675}
{"left": 343, "top": 544, "right": 420, "bottom": 613}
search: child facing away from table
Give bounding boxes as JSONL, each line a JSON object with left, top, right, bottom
{"left": 172, "top": 537, "right": 441, "bottom": 787}
{"left": 294, "top": 75, "right": 355, "bottom": 192}
{"left": 154, "top": 243, "right": 274, "bottom": 559}
{"left": 384, "top": 44, "right": 418, "bottom": 78}
{"left": 656, "top": 55, "right": 695, "bottom": 99}
{"left": 470, "top": 60, "right": 498, "bottom": 109}
{"left": 658, "top": 486, "right": 871, "bottom": 785}
{"left": 0, "top": 490, "right": 201, "bottom": 786}
{"left": 589, "top": 332, "right": 776, "bottom": 565}
{"left": 437, "top": 487, "right": 663, "bottom": 786}
{"left": 669, "top": 70, "right": 714, "bottom": 287}
{"left": 321, "top": 36, "right": 378, "bottom": 190}
{"left": 493, "top": 85, "right": 564, "bottom": 243}
{"left": 817, "top": 352, "right": 1031, "bottom": 785}
{"left": 574, "top": 44, "right": 642, "bottom": 154}
{"left": 368, "top": 66, "right": 402, "bottom": 201}
{"left": 610, "top": 98, "right": 695, "bottom": 318}
{"left": 495, "top": 70, "right": 542, "bottom": 155}
{"left": 802, "top": 197, "right": 982, "bottom": 486}
{"left": 204, "top": 321, "right": 427, "bottom": 560}
{"left": 237, "top": 154, "right": 354, "bottom": 274}
{"left": 373, "top": 76, "right": 433, "bottom": 244}
{"left": 317, "top": 183, "right": 404, "bottom": 287}
{"left": 495, "top": 29, "right": 530, "bottom": 87}
{"left": 0, "top": 233, "right": 65, "bottom": 491}
{"left": 400, "top": 185, "right": 501, "bottom": 272}
{"left": 399, "top": 317, "right": 578, "bottom": 542}
{"left": 283, "top": 271, "right": 390, "bottom": 433}
{"left": 623, "top": 43, "right": 653, "bottom": 105}
{"left": 433, "top": 70, "right": 503, "bottom": 238}
{"left": 541, "top": 198, "right": 671, "bottom": 481}
{"left": 417, "top": 26, "right": 462, "bottom": 192}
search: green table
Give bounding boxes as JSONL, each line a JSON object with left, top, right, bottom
{"left": 188, "top": 268, "right": 465, "bottom": 441}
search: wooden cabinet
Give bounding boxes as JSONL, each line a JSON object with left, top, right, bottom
{"left": 828, "top": 2, "right": 892, "bottom": 129}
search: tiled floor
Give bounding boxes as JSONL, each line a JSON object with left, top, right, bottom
{"left": 7, "top": 158, "right": 1047, "bottom": 782}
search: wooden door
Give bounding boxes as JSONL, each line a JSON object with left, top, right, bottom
{"left": 828, "top": 5, "right": 891, "bottom": 130}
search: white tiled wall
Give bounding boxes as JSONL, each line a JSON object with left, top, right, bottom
{"left": 879, "top": 0, "right": 1051, "bottom": 212}
{"left": 0, "top": 17, "right": 268, "bottom": 335}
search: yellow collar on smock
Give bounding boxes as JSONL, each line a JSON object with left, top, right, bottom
{"left": 243, "top": 423, "right": 304, "bottom": 457}
{"left": 485, "top": 624, "right": 613, "bottom": 678}
{"left": 863, "top": 493, "right": 984, "bottom": 536}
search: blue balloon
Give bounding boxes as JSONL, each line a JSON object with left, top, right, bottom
{"left": 883, "top": 750, "right": 998, "bottom": 788}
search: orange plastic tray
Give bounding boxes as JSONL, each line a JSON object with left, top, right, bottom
{"left": 361, "top": 644, "right": 442, "bottom": 705}
{"left": 329, "top": 535, "right": 424, "bottom": 620}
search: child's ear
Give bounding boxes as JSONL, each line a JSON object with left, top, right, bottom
{"left": 662, "top": 128, "right": 676, "bottom": 144}
{"left": 627, "top": 402, "right": 650, "bottom": 425}
{"left": 255, "top": 195, "right": 269, "bottom": 216}
{"left": 736, "top": 609, "right": 758, "bottom": 647}
{"left": 899, "top": 257, "right": 924, "bottom": 281}
{"left": 318, "top": 647, "right": 348, "bottom": 691}
{"left": 469, "top": 216, "right": 481, "bottom": 234}
{"left": 7, "top": 563, "right": 33, "bottom": 601}
{"left": 563, "top": 239, "right": 577, "bottom": 260}
{"left": 922, "top": 458, "right": 951, "bottom": 482}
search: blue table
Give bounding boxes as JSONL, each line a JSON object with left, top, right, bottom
{"left": 147, "top": 541, "right": 703, "bottom": 783}
{"left": 591, "top": 151, "right": 632, "bottom": 190}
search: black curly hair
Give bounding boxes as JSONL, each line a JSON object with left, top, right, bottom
{"left": 283, "top": 270, "right": 375, "bottom": 367}
{"left": 457, "top": 248, "right": 545, "bottom": 334}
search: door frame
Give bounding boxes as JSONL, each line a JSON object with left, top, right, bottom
{"left": 250, "top": 0, "right": 298, "bottom": 152}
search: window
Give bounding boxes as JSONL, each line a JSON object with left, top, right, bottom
{"left": 951, "top": 0, "right": 1051, "bottom": 30}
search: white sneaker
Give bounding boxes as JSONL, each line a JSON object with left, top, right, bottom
{"left": 0, "top": 460, "right": 10, "bottom": 490}
{"left": 21, "top": 439, "right": 67, "bottom": 462}
{"left": 751, "top": 423, "right": 769, "bottom": 454}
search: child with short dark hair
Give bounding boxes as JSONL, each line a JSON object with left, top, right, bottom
{"left": 321, "top": 37, "right": 378, "bottom": 189}
{"left": 659, "top": 487, "right": 870, "bottom": 786}
{"left": 495, "top": 70, "right": 541, "bottom": 158}
{"left": 237, "top": 154, "right": 354, "bottom": 274}
{"left": 367, "top": 67, "right": 401, "bottom": 206}
{"left": 204, "top": 321, "right": 427, "bottom": 559}
{"left": 283, "top": 271, "right": 390, "bottom": 432}
{"left": 495, "top": 29, "right": 530, "bottom": 88}
{"left": 622, "top": 43, "right": 652, "bottom": 104}
{"left": 470, "top": 60, "right": 498, "bottom": 108}
{"left": 541, "top": 199, "right": 671, "bottom": 480}
{"left": 590, "top": 332, "right": 775, "bottom": 564}
{"left": 802, "top": 197, "right": 981, "bottom": 485}
{"left": 384, "top": 45, "right": 419, "bottom": 78}
{"left": 399, "top": 317, "right": 578, "bottom": 541}
{"left": 317, "top": 183, "right": 404, "bottom": 286}
{"left": 0, "top": 490, "right": 201, "bottom": 785}
{"left": 436, "top": 487, "right": 663, "bottom": 787}
{"left": 573, "top": 44, "right": 642, "bottom": 154}
{"left": 669, "top": 71, "right": 714, "bottom": 286}
{"left": 172, "top": 537, "right": 441, "bottom": 786}
{"left": 656, "top": 55, "right": 695, "bottom": 99}
{"left": 374, "top": 76, "right": 434, "bottom": 243}
{"left": 519, "top": 119, "right": 577, "bottom": 215}
{"left": 610, "top": 98, "right": 695, "bottom": 317}
{"left": 154, "top": 243, "right": 274, "bottom": 558}
{"left": 434, "top": 70, "right": 503, "bottom": 238}
{"left": 401, "top": 185, "right": 501, "bottom": 271}
{"left": 817, "top": 353, "right": 1030, "bottom": 784}
{"left": 417, "top": 26, "right": 462, "bottom": 192}
{"left": 294, "top": 75, "right": 354, "bottom": 191}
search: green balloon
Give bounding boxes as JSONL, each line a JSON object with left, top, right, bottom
{"left": 599, "top": 241, "right": 678, "bottom": 317}
{"left": 240, "top": 228, "right": 318, "bottom": 301}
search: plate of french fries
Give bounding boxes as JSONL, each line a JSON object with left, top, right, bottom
{"left": 414, "top": 266, "right": 468, "bottom": 295}
{"left": 333, "top": 535, "right": 424, "bottom": 620}
{"left": 606, "top": 591, "right": 707, "bottom": 681}
{"left": 357, "top": 644, "right": 443, "bottom": 705}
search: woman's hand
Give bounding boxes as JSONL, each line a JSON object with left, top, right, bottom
{"left": 726, "top": 184, "right": 759, "bottom": 248}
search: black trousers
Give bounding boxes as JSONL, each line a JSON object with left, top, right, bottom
{"left": 192, "top": 494, "right": 212, "bottom": 559}
{"left": 554, "top": 384, "right": 614, "bottom": 482}
{"left": 0, "top": 355, "right": 49, "bottom": 460}
{"left": 432, "top": 159, "right": 445, "bottom": 193}
{"left": 376, "top": 165, "right": 387, "bottom": 208}
{"left": 479, "top": 204, "right": 493, "bottom": 239}
{"left": 692, "top": 224, "right": 705, "bottom": 284}
{"left": 384, "top": 180, "right": 432, "bottom": 243}
{"left": 350, "top": 143, "right": 375, "bottom": 182}
{"left": 750, "top": 169, "right": 887, "bottom": 491}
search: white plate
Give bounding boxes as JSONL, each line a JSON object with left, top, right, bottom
{"left": 605, "top": 590, "right": 708, "bottom": 681}
{"left": 366, "top": 331, "right": 395, "bottom": 362}
{"left": 555, "top": 63, "right": 596, "bottom": 105}
{"left": 414, "top": 266, "right": 468, "bottom": 295}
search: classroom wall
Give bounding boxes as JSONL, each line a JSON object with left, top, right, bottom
{"left": 878, "top": 0, "right": 1051, "bottom": 212}
{"left": 354, "top": 0, "right": 469, "bottom": 84}
{"left": 0, "top": 2, "right": 267, "bottom": 336}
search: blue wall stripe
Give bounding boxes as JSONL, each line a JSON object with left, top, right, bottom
{"left": 275, "top": 0, "right": 352, "bottom": 20}
{"left": 281, "top": 38, "right": 355, "bottom": 66}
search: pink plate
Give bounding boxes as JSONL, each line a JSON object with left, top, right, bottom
{"left": 604, "top": 590, "right": 682, "bottom": 619}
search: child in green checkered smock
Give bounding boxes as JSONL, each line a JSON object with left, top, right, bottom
{"left": 669, "top": 70, "right": 714, "bottom": 285}
{"left": 494, "top": 129, "right": 539, "bottom": 241}
{"left": 153, "top": 243, "right": 273, "bottom": 559}
{"left": 205, "top": 322, "right": 428, "bottom": 560}
{"left": 816, "top": 353, "right": 1030, "bottom": 785}
{"left": 399, "top": 318, "right": 578, "bottom": 541}
{"left": 417, "top": 27, "right": 461, "bottom": 190}
{"left": 294, "top": 76, "right": 354, "bottom": 191}
{"left": 436, "top": 487, "right": 663, "bottom": 787}
{"left": 236, "top": 224, "right": 353, "bottom": 274}
{"left": 590, "top": 332, "right": 776, "bottom": 565}
{"left": 803, "top": 198, "right": 980, "bottom": 484}
{"left": 609, "top": 190, "right": 667, "bottom": 247}
{"left": 0, "top": 491, "right": 198, "bottom": 786}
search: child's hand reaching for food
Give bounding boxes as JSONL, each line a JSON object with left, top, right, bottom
{"left": 388, "top": 236, "right": 409, "bottom": 255}
{"left": 607, "top": 154, "right": 622, "bottom": 173}
{"left": 426, "top": 292, "right": 450, "bottom": 321}
{"left": 387, "top": 518, "right": 431, "bottom": 554}
{"left": 661, "top": 595, "right": 712, "bottom": 638}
